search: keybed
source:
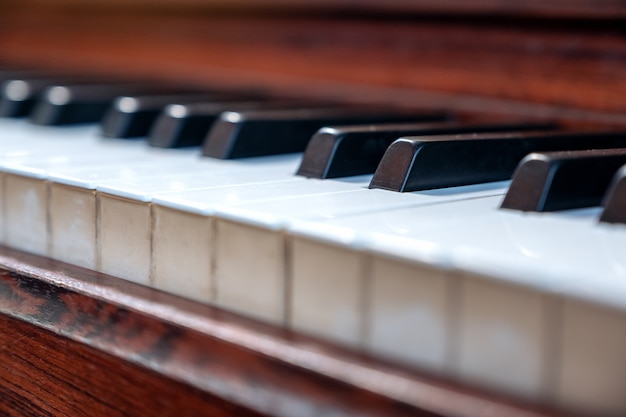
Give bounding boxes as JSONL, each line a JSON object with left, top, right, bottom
{"left": 0, "top": 72, "right": 625, "bottom": 417}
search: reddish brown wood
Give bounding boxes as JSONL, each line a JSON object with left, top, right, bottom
{"left": 0, "top": 11, "right": 624, "bottom": 126}
{"left": 0, "top": 246, "right": 577, "bottom": 417}
{"left": 0, "top": 315, "right": 264, "bottom": 417}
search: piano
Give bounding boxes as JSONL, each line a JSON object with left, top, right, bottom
{"left": 0, "top": 1, "right": 625, "bottom": 416}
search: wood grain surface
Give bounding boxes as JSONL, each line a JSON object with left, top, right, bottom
{"left": 0, "top": 11, "right": 624, "bottom": 126}
{"left": 0, "top": 246, "right": 576, "bottom": 417}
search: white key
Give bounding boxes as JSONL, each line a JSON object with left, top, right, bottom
{"left": 0, "top": 116, "right": 303, "bottom": 262}
{"left": 448, "top": 212, "right": 626, "bottom": 415}
{"left": 100, "top": 175, "right": 370, "bottom": 285}
{"left": 1, "top": 147, "right": 146, "bottom": 254}
{"left": 557, "top": 297, "right": 626, "bottom": 417}
{"left": 287, "top": 198, "right": 626, "bottom": 415}
{"left": 287, "top": 196, "right": 503, "bottom": 352}
{"left": 152, "top": 182, "right": 506, "bottom": 326}
{"left": 0, "top": 141, "right": 200, "bottom": 254}
{"left": 89, "top": 153, "right": 305, "bottom": 283}
{"left": 46, "top": 154, "right": 302, "bottom": 269}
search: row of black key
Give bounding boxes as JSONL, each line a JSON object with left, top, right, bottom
{"left": 1, "top": 73, "right": 625, "bottom": 224}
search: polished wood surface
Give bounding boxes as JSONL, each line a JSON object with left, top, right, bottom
{"left": 0, "top": 316, "right": 262, "bottom": 417}
{"left": 0, "top": 246, "right": 574, "bottom": 417}
{"left": 0, "top": 8, "right": 625, "bottom": 125}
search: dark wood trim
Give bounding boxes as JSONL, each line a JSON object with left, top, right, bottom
{"left": 0, "top": 246, "right": 578, "bottom": 417}
{"left": 3, "top": 0, "right": 626, "bottom": 20}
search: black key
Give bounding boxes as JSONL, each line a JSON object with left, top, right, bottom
{"left": 29, "top": 83, "right": 182, "bottom": 126}
{"left": 600, "top": 166, "right": 626, "bottom": 224}
{"left": 369, "top": 130, "right": 626, "bottom": 192}
{"left": 100, "top": 93, "right": 233, "bottom": 139}
{"left": 501, "top": 149, "right": 626, "bottom": 212}
{"left": 0, "top": 76, "right": 90, "bottom": 118}
{"left": 1, "top": 78, "right": 49, "bottom": 117}
{"left": 202, "top": 108, "right": 448, "bottom": 159}
{"left": 296, "top": 121, "right": 556, "bottom": 179}
{"left": 148, "top": 100, "right": 297, "bottom": 148}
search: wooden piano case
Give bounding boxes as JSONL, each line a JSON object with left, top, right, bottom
{"left": 0, "top": 1, "right": 625, "bottom": 416}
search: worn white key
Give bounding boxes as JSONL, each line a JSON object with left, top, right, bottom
{"left": 93, "top": 154, "right": 307, "bottom": 282}
{"left": 448, "top": 211, "right": 626, "bottom": 416}
{"left": 288, "top": 199, "right": 626, "bottom": 415}
{"left": 99, "top": 174, "right": 370, "bottom": 286}
{"left": 0, "top": 138, "right": 204, "bottom": 253}
{"left": 286, "top": 195, "right": 504, "bottom": 352}
{"left": 152, "top": 181, "right": 506, "bottom": 326}
{"left": 2, "top": 147, "right": 152, "bottom": 254}
{"left": 46, "top": 153, "right": 302, "bottom": 269}
{"left": 0, "top": 116, "right": 302, "bottom": 261}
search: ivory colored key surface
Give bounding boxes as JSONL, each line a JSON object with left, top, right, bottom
{"left": 287, "top": 198, "right": 626, "bottom": 416}
{"left": 47, "top": 152, "right": 301, "bottom": 268}
{"left": 0, "top": 120, "right": 100, "bottom": 243}
{"left": 90, "top": 153, "right": 302, "bottom": 280}
{"left": 1, "top": 144, "right": 201, "bottom": 254}
{"left": 151, "top": 181, "right": 507, "bottom": 325}
{"left": 0, "top": 129, "right": 146, "bottom": 244}
{"left": 4, "top": 148, "right": 301, "bottom": 266}
{"left": 47, "top": 159, "right": 268, "bottom": 268}
{"left": 98, "top": 174, "right": 369, "bottom": 286}
{"left": 446, "top": 212, "right": 626, "bottom": 417}
{"left": 287, "top": 196, "right": 506, "bottom": 352}
{"left": 0, "top": 117, "right": 211, "bottom": 253}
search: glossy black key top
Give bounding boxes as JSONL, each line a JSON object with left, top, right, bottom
{"left": 100, "top": 93, "right": 233, "bottom": 138}
{"left": 599, "top": 166, "right": 626, "bottom": 224}
{"left": 202, "top": 108, "right": 448, "bottom": 159}
{"left": 1, "top": 78, "right": 48, "bottom": 117}
{"left": 0, "top": 76, "right": 88, "bottom": 118}
{"left": 296, "top": 121, "right": 556, "bottom": 179}
{"left": 501, "top": 149, "right": 626, "bottom": 212}
{"left": 148, "top": 100, "right": 297, "bottom": 148}
{"left": 29, "top": 83, "right": 178, "bottom": 125}
{"left": 370, "top": 130, "right": 626, "bottom": 192}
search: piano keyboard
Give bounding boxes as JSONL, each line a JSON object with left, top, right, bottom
{"left": 1, "top": 76, "right": 626, "bottom": 417}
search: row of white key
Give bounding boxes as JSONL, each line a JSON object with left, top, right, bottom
{"left": 288, "top": 196, "right": 626, "bottom": 416}
{"left": 0, "top": 118, "right": 506, "bottom": 319}
{"left": 2, "top": 117, "right": 623, "bottom": 415}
